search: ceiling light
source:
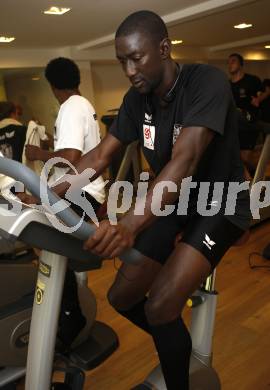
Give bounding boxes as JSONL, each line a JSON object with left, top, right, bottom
{"left": 234, "top": 23, "right": 253, "bottom": 29}
{"left": 32, "top": 77, "right": 40, "bottom": 81}
{"left": 172, "top": 40, "right": 183, "bottom": 45}
{"left": 0, "top": 36, "right": 15, "bottom": 43}
{"left": 44, "top": 7, "right": 71, "bottom": 15}
{"left": 265, "top": 45, "right": 270, "bottom": 49}
{"left": 246, "top": 52, "right": 266, "bottom": 60}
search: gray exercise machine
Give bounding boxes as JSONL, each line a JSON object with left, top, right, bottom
{"left": 0, "top": 157, "right": 140, "bottom": 389}
{"left": 0, "top": 157, "right": 221, "bottom": 389}
{"left": 0, "top": 179, "right": 119, "bottom": 387}
{"left": 115, "top": 140, "right": 141, "bottom": 186}
{"left": 251, "top": 128, "right": 270, "bottom": 224}
{"left": 0, "top": 240, "right": 37, "bottom": 388}
{"left": 0, "top": 219, "right": 118, "bottom": 389}
{"left": 101, "top": 112, "right": 142, "bottom": 185}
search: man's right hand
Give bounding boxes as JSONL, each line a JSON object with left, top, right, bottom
{"left": 16, "top": 192, "right": 39, "bottom": 205}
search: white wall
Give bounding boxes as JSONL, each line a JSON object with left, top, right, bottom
{"left": 0, "top": 73, "right": 7, "bottom": 101}
{"left": 0, "top": 48, "right": 72, "bottom": 70}
{"left": 4, "top": 70, "right": 58, "bottom": 132}
{"left": 91, "top": 62, "right": 130, "bottom": 135}
{"left": 77, "top": 61, "right": 95, "bottom": 105}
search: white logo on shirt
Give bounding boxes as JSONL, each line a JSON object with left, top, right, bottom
{"left": 240, "top": 88, "right": 246, "bottom": 98}
{"left": 143, "top": 124, "right": 155, "bottom": 150}
{"left": 144, "top": 112, "right": 152, "bottom": 123}
{"left": 172, "top": 124, "right": 182, "bottom": 145}
{"left": 203, "top": 234, "right": 216, "bottom": 250}
{"left": 6, "top": 131, "right": 15, "bottom": 139}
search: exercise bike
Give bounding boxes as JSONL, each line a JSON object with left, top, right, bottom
{"left": 0, "top": 157, "right": 231, "bottom": 389}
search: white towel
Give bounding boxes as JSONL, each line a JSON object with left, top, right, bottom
{"left": 22, "top": 120, "right": 48, "bottom": 176}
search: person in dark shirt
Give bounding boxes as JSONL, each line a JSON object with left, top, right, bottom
{"left": 0, "top": 101, "right": 26, "bottom": 162}
{"left": 228, "top": 53, "right": 270, "bottom": 179}
{"left": 228, "top": 53, "right": 262, "bottom": 120}
{"left": 53, "top": 11, "right": 251, "bottom": 389}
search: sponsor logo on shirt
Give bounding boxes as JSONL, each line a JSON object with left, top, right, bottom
{"left": 6, "top": 131, "right": 15, "bottom": 138}
{"left": 172, "top": 123, "right": 182, "bottom": 145}
{"left": 239, "top": 88, "right": 247, "bottom": 98}
{"left": 144, "top": 112, "right": 152, "bottom": 124}
{"left": 143, "top": 124, "right": 155, "bottom": 150}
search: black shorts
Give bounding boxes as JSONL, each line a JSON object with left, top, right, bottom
{"left": 237, "top": 110, "right": 259, "bottom": 150}
{"left": 134, "top": 213, "right": 245, "bottom": 269}
{"left": 239, "top": 128, "right": 259, "bottom": 150}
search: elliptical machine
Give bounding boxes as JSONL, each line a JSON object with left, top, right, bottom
{"left": 0, "top": 157, "right": 227, "bottom": 389}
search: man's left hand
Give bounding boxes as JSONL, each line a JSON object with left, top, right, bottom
{"left": 25, "top": 145, "right": 42, "bottom": 161}
{"left": 83, "top": 219, "right": 135, "bottom": 258}
{"left": 251, "top": 96, "right": 260, "bottom": 107}
{"left": 16, "top": 192, "right": 40, "bottom": 205}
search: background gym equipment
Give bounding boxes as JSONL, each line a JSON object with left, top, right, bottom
{"left": 0, "top": 240, "right": 37, "bottom": 388}
{"left": 101, "top": 111, "right": 141, "bottom": 185}
{"left": 251, "top": 127, "right": 270, "bottom": 225}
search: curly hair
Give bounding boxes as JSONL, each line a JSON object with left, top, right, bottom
{"left": 0, "top": 101, "right": 16, "bottom": 121}
{"left": 45, "top": 57, "right": 80, "bottom": 89}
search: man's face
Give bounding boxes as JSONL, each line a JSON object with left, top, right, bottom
{"left": 228, "top": 56, "right": 242, "bottom": 75}
{"left": 115, "top": 32, "right": 164, "bottom": 94}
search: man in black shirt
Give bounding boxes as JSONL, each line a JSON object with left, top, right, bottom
{"left": 54, "top": 11, "right": 250, "bottom": 390}
{"left": 0, "top": 101, "right": 26, "bottom": 162}
{"left": 229, "top": 53, "right": 262, "bottom": 120}
{"left": 228, "top": 53, "right": 265, "bottom": 178}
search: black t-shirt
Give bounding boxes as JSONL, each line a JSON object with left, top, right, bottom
{"left": 0, "top": 123, "right": 26, "bottom": 162}
{"left": 230, "top": 73, "right": 262, "bottom": 120}
{"left": 110, "top": 64, "right": 251, "bottom": 230}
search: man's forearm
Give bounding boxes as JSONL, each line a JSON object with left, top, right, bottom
{"left": 51, "top": 134, "right": 122, "bottom": 198}
{"left": 36, "top": 149, "right": 54, "bottom": 162}
{"left": 52, "top": 148, "right": 110, "bottom": 198}
{"left": 34, "top": 149, "right": 74, "bottom": 167}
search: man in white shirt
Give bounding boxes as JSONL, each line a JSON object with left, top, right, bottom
{"left": 25, "top": 57, "right": 105, "bottom": 347}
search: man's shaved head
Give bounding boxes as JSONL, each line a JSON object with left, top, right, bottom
{"left": 115, "top": 10, "right": 168, "bottom": 45}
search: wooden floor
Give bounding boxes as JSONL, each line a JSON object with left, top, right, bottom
{"left": 82, "top": 219, "right": 270, "bottom": 390}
